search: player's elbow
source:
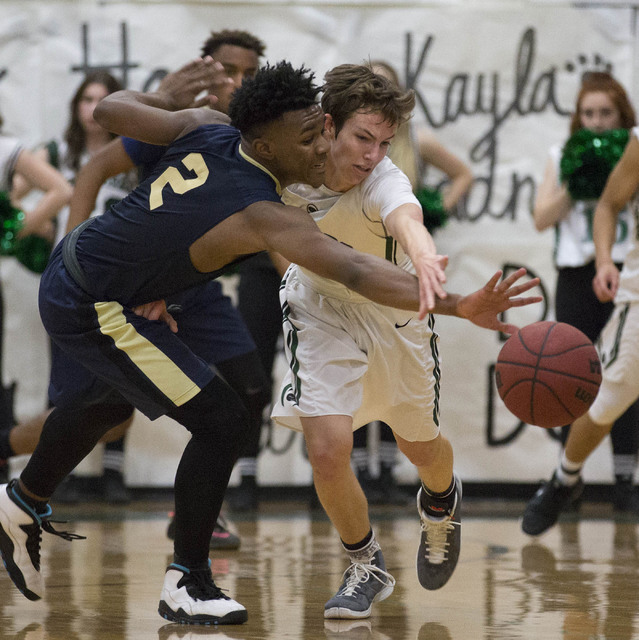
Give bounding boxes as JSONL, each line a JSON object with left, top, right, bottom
{"left": 93, "top": 94, "right": 123, "bottom": 132}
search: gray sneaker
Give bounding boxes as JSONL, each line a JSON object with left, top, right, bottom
{"left": 324, "top": 549, "right": 395, "bottom": 619}
{"left": 416, "top": 474, "right": 462, "bottom": 590}
{"left": 324, "top": 618, "right": 372, "bottom": 638}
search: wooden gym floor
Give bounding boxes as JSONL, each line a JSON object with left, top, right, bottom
{"left": 1, "top": 495, "right": 638, "bottom": 640}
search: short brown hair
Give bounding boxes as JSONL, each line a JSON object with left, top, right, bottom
{"left": 570, "top": 71, "right": 636, "bottom": 134}
{"left": 321, "top": 64, "right": 415, "bottom": 135}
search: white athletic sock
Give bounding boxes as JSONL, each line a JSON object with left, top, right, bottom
{"left": 556, "top": 451, "right": 583, "bottom": 486}
{"left": 344, "top": 531, "right": 380, "bottom": 564}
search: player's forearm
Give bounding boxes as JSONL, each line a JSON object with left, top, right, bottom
{"left": 441, "top": 168, "right": 473, "bottom": 211}
{"left": 21, "top": 188, "right": 72, "bottom": 235}
{"left": 593, "top": 202, "right": 619, "bottom": 269}
{"left": 386, "top": 205, "right": 438, "bottom": 267}
{"left": 94, "top": 92, "right": 188, "bottom": 145}
{"left": 67, "top": 165, "right": 106, "bottom": 233}
{"left": 533, "top": 187, "right": 572, "bottom": 231}
{"left": 430, "top": 293, "right": 462, "bottom": 316}
{"left": 338, "top": 253, "right": 420, "bottom": 311}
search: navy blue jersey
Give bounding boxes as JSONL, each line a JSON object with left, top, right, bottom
{"left": 121, "top": 137, "right": 167, "bottom": 180}
{"left": 74, "top": 125, "right": 281, "bottom": 306}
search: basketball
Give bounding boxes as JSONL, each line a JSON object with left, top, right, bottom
{"left": 495, "top": 321, "right": 602, "bottom": 428}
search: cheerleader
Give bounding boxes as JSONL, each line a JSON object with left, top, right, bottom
{"left": 528, "top": 71, "right": 639, "bottom": 521}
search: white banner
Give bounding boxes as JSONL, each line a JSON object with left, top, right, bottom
{"left": 2, "top": 1, "right": 635, "bottom": 485}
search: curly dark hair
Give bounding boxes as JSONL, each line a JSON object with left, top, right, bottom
{"left": 228, "top": 61, "right": 320, "bottom": 140}
{"left": 321, "top": 64, "right": 415, "bottom": 135}
{"left": 201, "top": 29, "right": 266, "bottom": 58}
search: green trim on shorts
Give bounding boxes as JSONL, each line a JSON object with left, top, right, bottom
{"left": 428, "top": 314, "right": 441, "bottom": 427}
{"left": 281, "top": 298, "right": 302, "bottom": 406}
{"left": 385, "top": 237, "right": 398, "bottom": 264}
{"left": 601, "top": 302, "right": 630, "bottom": 371}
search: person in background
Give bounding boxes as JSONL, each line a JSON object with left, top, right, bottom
{"left": 9, "top": 71, "right": 137, "bottom": 504}
{"left": 522, "top": 72, "right": 639, "bottom": 533}
{"left": 349, "top": 60, "right": 473, "bottom": 505}
{"left": 521, "top": 100, "right": 639, "bottom": 536}
{"left": 0, "top": 110, "right": 72, "bottom": 479}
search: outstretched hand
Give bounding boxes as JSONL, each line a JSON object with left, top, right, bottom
{"left": 133, "top": 299, "right": 178, "bottom": 333}
{"left": 415, "top": 253, "right": 449, "bottom": 319}
{"left": 158, "top": 56, "right": 234, "bottom": 111}
{"left": 456, "top": 268, "right": 542, "bottom": 334}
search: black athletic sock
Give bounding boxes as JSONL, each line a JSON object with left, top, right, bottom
{"left": 8, "top": 480, "right": 49, "bottom": 514}
{"left": 172, "top": 555, "right": 210, "bottom": 572}
{"left": 342, "top": 529, "right": 373, "bottom": 552}
{"left": 420, "top": 477, "right": 456, "bottom": 518}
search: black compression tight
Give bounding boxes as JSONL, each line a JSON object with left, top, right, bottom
{"left": 217, "top": 349, "right": 270, "bottom": 460}
{"left": 167, "top": 375, "right": 250, "bottom": 566}
{"left": 21, "top": 403, "right": 135, "bottom": 498}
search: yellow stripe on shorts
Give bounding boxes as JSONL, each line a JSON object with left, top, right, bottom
{"left": 94, "top": 301, "right": 201, "bottom": 406}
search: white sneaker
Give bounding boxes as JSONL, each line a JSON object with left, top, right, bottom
{"left": 158, "top": 622, "right": 241, "bottom": 639}
{"left": 0, "top": 481, "right": 48, "bottom": 600}
{"left": 0, "top": 480, "right": 84, "bottom": 601}
{"left": 158, "top": 563, "right": 247, "bottom": 625}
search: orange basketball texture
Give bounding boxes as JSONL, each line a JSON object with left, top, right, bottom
{"left": 495, "top": 321, "right": 602, "bottom": 428}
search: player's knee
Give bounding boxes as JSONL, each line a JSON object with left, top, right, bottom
{"left": 169, "top": 376, "right": 250, "bottom": 440}
{"left": 237, "top": 382, "right": 270, "bottom": 430}
{"left": 307, "top": 438, "right": 352, "bottom": 478}
{"left": 218, "top": 350, "right": 271, "bottom": 425}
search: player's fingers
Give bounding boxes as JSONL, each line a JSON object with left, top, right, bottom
{"left": 429, "top": 276, "right": 447, "bottom": 300}
{"left": 161, "top": 311, "right": 178, "bottom": 333}
{"left": 147, "top": 305, "right": 163, "bottom": 322}
{"left": 507, "top": 296, "right": 543, "bottom": 307}
{"left": 192, "top": 95, "right": 216, "bottom": 109}
{"left": 497, "top": 267, "right": 528, "bottom": 290}
{"left": 418, "top": 282, "right": 436, "bottom": 316}
{"left": 484, "top": 270, "right": 503, "bottom": 291}
{"left": 133, "top": 303, "right": 149, "bottom": 318}
{"left": 505, "top": 278, "right": 541, "bottom": 297}
{"left": 498, "top": 323, "right": 519, "bottom": 335}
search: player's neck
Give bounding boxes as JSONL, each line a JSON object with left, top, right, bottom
{"left": 238, "top": 140, "right": 283, "bottom": 191}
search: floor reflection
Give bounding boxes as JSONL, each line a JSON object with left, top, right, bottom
{"left": 0, "top": 503, "right": 638, "bottom": 639}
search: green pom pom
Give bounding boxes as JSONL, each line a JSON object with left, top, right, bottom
{"left": 559, "top": 128, "right": 629, "bottom": 200}
{"left": 0, "top": 190, "right": 52, "bottom": 273}
{"left": 415, "top": 186, "right": 448, "bottom": 232}
{"left": 13, "top": 234, "right": 53, "bottom": 274}
{"left": 0, "top": 191, "right": 26, "bottom": 254}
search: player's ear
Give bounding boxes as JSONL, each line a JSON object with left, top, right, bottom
{"left": 252, "top": 136, "right": 275, "bottom": 160}
{"left": 324, "top": 113, "right": 336, "bottom": 139}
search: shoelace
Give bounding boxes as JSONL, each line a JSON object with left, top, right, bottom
{"left": 23, "top": 515, "right": 85, "bottom": 571}
{"left": 41, "top": 519, "right": 86, "bottom": 541}
{"left": 420, "top": 516, "right": 460, "bottom": 563}
{"left": 337, "top": 562, "right": 396, "bottom": 598}
{"left": 182, "top": 569, "right": 230, "bottom": 602}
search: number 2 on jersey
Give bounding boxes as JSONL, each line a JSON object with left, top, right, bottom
{"left": 149, "top": 153, "right": 209, "bottom": 210}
